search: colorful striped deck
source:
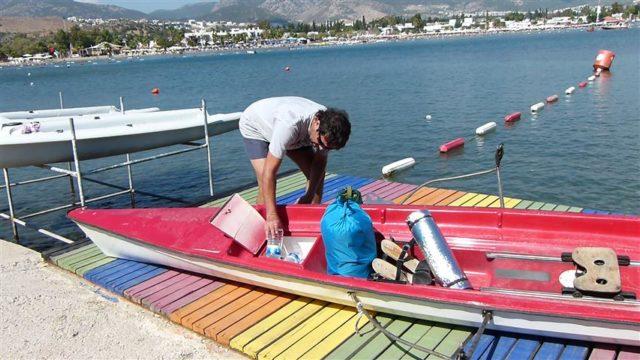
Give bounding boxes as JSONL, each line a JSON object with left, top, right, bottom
{"left": 42, "top": 172, "right": 637, "bottom": 359}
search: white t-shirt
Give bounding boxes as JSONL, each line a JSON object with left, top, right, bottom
{"left": 239, "top": 97, "right": 326, "bottom": 159}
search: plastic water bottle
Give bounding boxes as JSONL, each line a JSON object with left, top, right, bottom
{"left": 265, "top": 229, "right": 283, "bottom": 259}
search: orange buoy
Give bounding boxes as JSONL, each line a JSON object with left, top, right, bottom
{"left": 546, "top": 95, "right": 559, "bottom": 103}
{"left": 439, "top": 138, "right": 465, "bottom": 153}
{"left": 593, "top": 50, "right": 615, "bottom": 71}
{"left": 151, "top": 88, "right": 160, "bottom": 95}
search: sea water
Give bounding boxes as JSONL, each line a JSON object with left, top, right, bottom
{"left": 1, "top": 28, "right": 638, "bottom": 247}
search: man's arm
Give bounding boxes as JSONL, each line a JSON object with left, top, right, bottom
{"left": 262, "top": 152, "right": 283, "bottom": 236}
{"left": 301, "top": 151, "right": 327, "bottom": 204}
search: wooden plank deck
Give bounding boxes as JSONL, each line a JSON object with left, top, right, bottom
{"left": 42, "top": 171, "right": 636, "bottom": 359}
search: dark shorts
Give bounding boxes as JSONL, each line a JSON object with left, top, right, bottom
{"left": 242, "top": 137, "right": 313, "bottom": 160}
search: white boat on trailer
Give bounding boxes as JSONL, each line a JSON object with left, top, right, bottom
{"left": 0, "top": 108, "right": 241, "bottom": 168}
{"left": 0, "top": 107, "right": 159, "bottom": 126}
{"left": 0, "top": 105, "right": 120, "bottom": 120}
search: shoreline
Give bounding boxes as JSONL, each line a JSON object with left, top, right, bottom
{"left": 0, "top": 24, "right": 603, "bottom": 68}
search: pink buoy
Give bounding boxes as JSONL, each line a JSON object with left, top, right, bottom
{"left": 439, "top": 138, "right": 465, "bottom": 153}
{"left": 504, "top": 112, "right": 522, "bottom": 123}
{"left": 578, "top": 81, "right": 588, "bottom": 88}
{"left": 546, "top": 95, "right": 559, "bottom": 103}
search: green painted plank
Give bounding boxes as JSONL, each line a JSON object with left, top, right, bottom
{"left": 427, "top": 328, "right": 471, "bottom": 358}
{"left": 377, "top": 321, "right": 434, "bottom": 359}
{"left": 77, "top": 257, "right": 116, "bottom": 276}
{"left": 540, "top": 203, "right": 557, "bottom": 211}
{"left": 568, "top": 207, "right": 583, "bottom": 212}
{"left": 526, "top": 202, "right": 545, "bottom": 210}
{"left": 514, "top": 200, "right": 533, "bottom": 210}
{"left": 68, "top": 253, "right": 109, "bottom": 273}
{"left": 553, "top": 205, "right": 570, "bottom": 212}
{"left": 325, "top": 315, "right": 394, "bottom": 360}
{"left": 399, "top": 325, "right": 451, "bottom": 360}
{"left": 350, "top": 318, "right": 413, "bottom": 359}
{"left": 56, "top": 246, "right": 101, "bottom": 268}
{"left": 205, "top": 172, "right": 307, "bottom": 207}
{"left": 50, "top": 244, "right": 96, "bottom": 263}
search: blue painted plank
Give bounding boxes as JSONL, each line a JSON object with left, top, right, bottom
{"left": 558, "top": 344, "right": 589, "bottom": 360}
{"left": 113, "top": 268, "right": 168, "bottom": 295}
{"left": 533, "top": 342, "right": 564, "bottom": 360}
{"left": 462, "top": 334, "right": 497, "bottom": 360}
{"left": 83, "top": 259, "right": 129, "bottom": 280}
{"left": 506, "top": 338, "right": 540, "bottom": 359}
{"left": 86, "top": 260, "right": 140, "bottom": 282}
{"left": 276, "top": 175, "right": 347, "bottom": 204}
{"left": 479, "top": 335, "right": 517, "bottom": 360}
{"left": 278, "top": 175, "right": 362, "bottom": 204}
{"left": 105, "top": 264, "right": 162, "bottom": 289}
{"left": 93, "top": 262, "right": 149, "bottom": 288}
{"left": 321, "top": 178, "right": 374, "bottom": 203}
{"left": 581, "top": 209, "right": 611, "bottom": 215}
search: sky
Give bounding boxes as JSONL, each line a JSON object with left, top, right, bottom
{"left": 76, "top": 0, "right": 211, "bottom": 13}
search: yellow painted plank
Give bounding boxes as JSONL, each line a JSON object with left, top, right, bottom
{"left": 229, "top": 297, "right": 313, "bottom": 353}
{"left": 301, "top": 309, "right": 369, "bottom": 360}
{"left": 243, "top": 299, "right": 327, "bottom": 359}
{"left": 474, "top": 195, "right": 499, "bottom": 208}
{"left": 447, "top": 193, "right": 478, "bottom": 207}
{"left": 460, "top": 194, "right": 488, "bottom": 207}
{"left": 261, "top": 304, "right": 344, "bottom": 360}
{"left": 487, "top": 197, "right": 521, "bottom": 208}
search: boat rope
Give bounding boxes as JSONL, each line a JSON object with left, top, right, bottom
{"left": 453, "top": 310, "right": 493, "bottom": 360}
{"left": 400, "top": 168, "right": 496, "bottom": 205}
{"left": 347, "top": 291, "right": 452, "bottom": 360}
{"left": 400, "top": 144, "right": 504, "bottom": 206}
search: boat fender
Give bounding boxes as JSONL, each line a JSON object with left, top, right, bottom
{"left": 578, "top": 81, "right": 588, "bottom": 88}
{"left": 439, "top": 138, "right": 464, "bottom": 153}
{"left": 565, "top": 87, "right": 575, "bottom": 95}
{"left": 382, "top": 157, "right": 415, "bottom": 177}
{"left": 406, "top": 210, "right": 471, "bottom": 289}
{"left": 530, "top": 102, "right": 545, "bottom": 113}
{"left": 593, "top": 50, "right": 615, "bottom": 71}
{"left": 546, "top": 95, "right": 559, "bottom": 103}
{"left": 504, "top": 112, "right": 521, "bottom": 123}
{"left": 475, "top": 122, "right": 497, "bottom": 136}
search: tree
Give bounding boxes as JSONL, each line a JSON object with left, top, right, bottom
{"left": 257, "top": 20, "right": 271, "bottom": 30}
{"left": 187, "top": 36, "right": 198, "bottom": 47}
{"left": 611, "top": 2, "right": 623, "bottom": 14}
{"left": 411, "top": 13, "right": 425, "bottom": 29}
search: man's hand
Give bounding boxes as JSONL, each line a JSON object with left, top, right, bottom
{"left": 265, "top": 212, "right": 282, "bottom": 238}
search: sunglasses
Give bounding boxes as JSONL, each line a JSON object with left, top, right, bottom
{"left": 315, "top": 134, "right": 337, "bottom": 151}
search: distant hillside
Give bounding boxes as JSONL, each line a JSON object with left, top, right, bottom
{"left": 150, "top": 0, "right": 603, "bottom": 22}
{"left": 0, "top": 0, "right": 145, "bottom": 19}
{"left": 0, "top": 16, "right": 68, "bottom": 33}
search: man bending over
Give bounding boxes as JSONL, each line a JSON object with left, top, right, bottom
{"left": 239, "top": 97, "right": 351, "bottom": 237}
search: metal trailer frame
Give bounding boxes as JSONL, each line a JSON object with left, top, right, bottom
{"left": 1, "top": 93, "right": 218, "bottom": 244}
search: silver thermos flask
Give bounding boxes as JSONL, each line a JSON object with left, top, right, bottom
{"left": 406, "top": 210, "right": 471, "bottom": 290}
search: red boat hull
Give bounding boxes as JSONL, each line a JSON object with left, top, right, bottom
{"left": 69, "top": 205, "right": 640, "bottom": 345}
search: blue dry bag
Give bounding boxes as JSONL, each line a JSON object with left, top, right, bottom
{"left": 321, "top": 187, "right": 376, "bottom": 278}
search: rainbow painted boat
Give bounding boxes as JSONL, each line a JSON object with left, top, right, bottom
{"left": 69, "top": 204, "right": 640, "bottom": 346}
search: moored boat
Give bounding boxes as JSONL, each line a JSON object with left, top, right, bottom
{"left": 69, "top": 204, "right": 640, "bottom": 346}
{"left": 0, "top": 108, "right": 241, "bottom": 168}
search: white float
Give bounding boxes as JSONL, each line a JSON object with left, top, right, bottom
{"left": 382, "top": 157, "right": 416, "bottom": 177}
{"left": 530, "top": 102, "right": 545, "bottom": 113}
{"left": 565, "top": 87, "right": 575, "bottom": 95}
{"left": 588, "top": 75, "right": 596, "bottom": 82}
{"left": 475, "top": 122, "right": 497, "bottom": 136}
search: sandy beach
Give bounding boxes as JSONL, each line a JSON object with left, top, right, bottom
{"left": 0, "top": 240, "right": 245, "bottom": 359}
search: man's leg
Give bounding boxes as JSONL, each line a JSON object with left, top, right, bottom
{"left": 286, "top": 147, "right": 325, "bottom": 203}
{"left": 242, "top": 138, "right": 270, "bottom": 204}
{"left": 250, "top": 159, "right": 266, "bottom": 204}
